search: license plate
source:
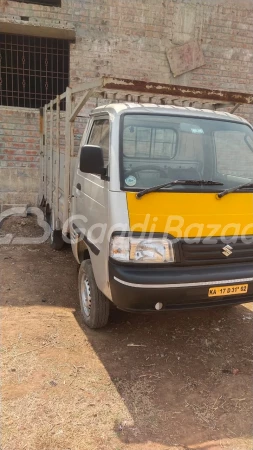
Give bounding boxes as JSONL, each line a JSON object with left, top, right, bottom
{"left": 208, "top": 284, "right": 248, "bottom": 298}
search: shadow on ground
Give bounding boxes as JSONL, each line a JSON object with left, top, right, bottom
{"left": 1, "top": 218, "right": 253, "bottom": 449}
{"left": 75, "top": 303, "right": 253, "bottom": 448}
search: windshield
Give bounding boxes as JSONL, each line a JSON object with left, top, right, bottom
{"left": 121, "top": 114, "right": 253, "bottom": 192}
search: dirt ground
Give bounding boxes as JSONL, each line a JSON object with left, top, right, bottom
{"left": 1, "top": 216, "right": 253, "bottom": 450}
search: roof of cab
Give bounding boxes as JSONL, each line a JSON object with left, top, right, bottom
{"left": 92, "top": 102, "right": 250, "bottom": 125}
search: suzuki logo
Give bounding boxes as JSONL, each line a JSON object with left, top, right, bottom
{"left": 222, "top": 245, "right": 233, "bottom": 257}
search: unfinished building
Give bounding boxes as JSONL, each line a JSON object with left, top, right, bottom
{"left": 0, "top": 0, "right": 253, "bottom": 208}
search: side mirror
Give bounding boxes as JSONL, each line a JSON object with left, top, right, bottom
{"left": 79, "top": 145, "right": 105, "bottom": 175}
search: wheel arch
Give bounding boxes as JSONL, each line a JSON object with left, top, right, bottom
{"left": 78, "top": 240, "right": 90, "bottom": 263}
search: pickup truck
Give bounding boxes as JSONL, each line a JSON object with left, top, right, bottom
{"left": 39, "top": 78, "right": 253, "bottom": 328}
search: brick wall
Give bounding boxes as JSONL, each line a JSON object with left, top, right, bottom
{"left": 0, "top": 108, "right": 40, "bottom": 207}
{"left": 1, "top": 0, "right": 253, "bottom": 205}
{"left": 0, "top": 108, "right": 40, "bottom": 169}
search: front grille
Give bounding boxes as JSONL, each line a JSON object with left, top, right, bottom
{"left": 180, "top": 237, "right": 253, "bottom": 265}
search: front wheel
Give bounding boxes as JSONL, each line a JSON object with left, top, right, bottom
{"left": 78, "top": 260, "right": 110, "bottom": 329}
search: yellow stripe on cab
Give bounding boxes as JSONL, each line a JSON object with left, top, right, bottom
{"left": 126, "top": 192, "right": 253, "bottom": 238}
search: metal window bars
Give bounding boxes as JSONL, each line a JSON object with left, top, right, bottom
{"left": 0, "top": 33, "right": 69, "bottom": 108}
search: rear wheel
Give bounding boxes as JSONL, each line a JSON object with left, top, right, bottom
{"left": 78, "top": 259, "right": 110, "bottom": 329}
{"left": 48, "top": 211, "right": 64, "bottom": 250}
{"left": 50, "top": 229, "right": 64, "bottom": 250}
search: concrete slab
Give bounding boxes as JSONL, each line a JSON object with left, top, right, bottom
{"left": 1, "top": 204, "right": 28, "bottom": 217}
{"left": 167, "top": 40, "right": 205, "bottom": 78}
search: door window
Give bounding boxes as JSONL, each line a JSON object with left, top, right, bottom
{"left": 88, "top": 118, "right": 110, "bottom": 165}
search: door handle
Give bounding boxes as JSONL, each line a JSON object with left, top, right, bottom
{"left": 76, "top": 183, "right": 81, "bottom": 191}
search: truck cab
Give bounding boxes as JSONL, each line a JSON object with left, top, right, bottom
{"left": 70, "top": 103, "right": 253, "bottom": 328}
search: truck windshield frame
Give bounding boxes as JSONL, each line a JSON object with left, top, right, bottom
{"left": 119, "top": 112, "right": 253, "bottom": 194}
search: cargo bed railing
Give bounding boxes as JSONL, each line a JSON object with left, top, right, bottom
{"left": 39, "top": 77, "right": 253, "bottom": 233}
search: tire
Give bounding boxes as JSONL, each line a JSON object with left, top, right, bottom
{"left": 48, "top": 210, "right": 64, "bottom": 251}
{"left": 50, "top": 229, "right": 64, "bottom": 251}
{"left": 78, "top": 259, "right": 110, "bottom": 329}
{"left": 45, "top": 204, "right": 51, "bottom": 226}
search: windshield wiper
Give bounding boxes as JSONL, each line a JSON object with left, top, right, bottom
{"left": 136, "top": 180, "right": 224, "bottom": 199}
{"left": 218, "top": 182, "right": 253, "bottom": 199}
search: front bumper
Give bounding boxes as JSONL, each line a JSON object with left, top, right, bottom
{"left": 109, "top": 261, "right": 253, "bottom": 312}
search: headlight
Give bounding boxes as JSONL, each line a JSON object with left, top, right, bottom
{"left": 110, "top": 236, "right": 174, "bottom": 263}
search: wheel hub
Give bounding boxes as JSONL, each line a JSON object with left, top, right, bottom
{"left": 80, "top": 274, "right": 91, "bottom": 317}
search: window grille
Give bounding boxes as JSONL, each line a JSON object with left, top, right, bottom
{"left": 0, "top": 33, "right": 69, "bottom": 108}
{"left": 9, "top": 0, "right": 61, "bottom": 7}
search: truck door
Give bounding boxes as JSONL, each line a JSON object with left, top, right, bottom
{"left": 74, "top": 116, "right": 110, "bottom": 253}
